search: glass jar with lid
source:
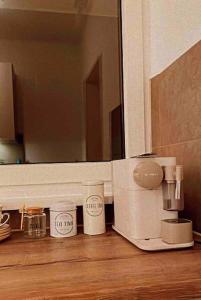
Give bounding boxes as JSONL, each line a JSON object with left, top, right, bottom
{"left": 23, "top": 207, "right": 46, "bottom": 238}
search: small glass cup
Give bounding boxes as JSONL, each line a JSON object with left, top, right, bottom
{"left": 23, "top": 207, "right": 46, "bottom": 239}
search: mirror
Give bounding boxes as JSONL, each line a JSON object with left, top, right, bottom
{"left": 0, "top": 0, "right": 124, "bottom": 164}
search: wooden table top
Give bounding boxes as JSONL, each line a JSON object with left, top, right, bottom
{"left": 0, "top": 228, "right": 201, "bottom": 300}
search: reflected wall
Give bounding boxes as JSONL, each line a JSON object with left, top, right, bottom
{"left": 0, "top": 0, "right": 123, "bottom": 163}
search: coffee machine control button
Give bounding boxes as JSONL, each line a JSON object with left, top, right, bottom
{"left": 133, "top": 161, "right": 163, "bottom": 189}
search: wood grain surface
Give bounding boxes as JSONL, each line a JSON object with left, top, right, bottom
{"left": 0, "top": 228, "right": 201, "bottom": 299}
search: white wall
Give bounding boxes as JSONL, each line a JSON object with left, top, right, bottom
{"left": 145, "top": 0, "right": 201, "bottom": 77}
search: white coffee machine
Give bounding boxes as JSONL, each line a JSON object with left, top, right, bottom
{"left": 112, "top": 156, "right": 194, "bottom": 251}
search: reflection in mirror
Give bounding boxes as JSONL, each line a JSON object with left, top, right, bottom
{"left": 0, "top": 0, "right": 124, "bottom": 164}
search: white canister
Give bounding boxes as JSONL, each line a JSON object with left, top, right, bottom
{"left": 82, "top": 181, "right": 106, "bottom": 235}
{"left": 50, "top": 202, "right": 77, "bottom": 238}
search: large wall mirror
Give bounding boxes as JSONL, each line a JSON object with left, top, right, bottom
{"left": 0, "top": 0, "right": 124, "bottom": 164}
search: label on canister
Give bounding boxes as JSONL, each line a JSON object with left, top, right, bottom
{"left": 55, "top": 212, "right": 74, "bottom": 235}
{"left": 86, "top": 195, "right": 104, "bottom": 217}
{"left": 83, "top": 195, "right": 105, "bottom": 235}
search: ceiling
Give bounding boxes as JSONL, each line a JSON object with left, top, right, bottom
{"left": 0, "top": 9, "right": 86, "bottom": 42}
{"left": 0, "top": 0, "right": 118, "bottom": 17}
{"left": 0, "top": 0, "right": 77, "bottom": 14}
{"left": 0, "top": 0, "right": 118, "bottom": 43}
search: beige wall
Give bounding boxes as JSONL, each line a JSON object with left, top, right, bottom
{"left": 81, "top": 13, "right": 120, "bottom": 160}
{"left": 0, "top": 39, "right": 83, "bottom": 162}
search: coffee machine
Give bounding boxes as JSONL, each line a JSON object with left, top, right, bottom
{"left": 112, "top": 156, "right": 194, "bottom": 251}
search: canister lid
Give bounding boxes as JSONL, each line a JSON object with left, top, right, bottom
{"left": 26, "top": 207, "right": 44, "bottom": 215}
{"left": 82, "top": 180, "right": 104, "bottom": 186}
{"left": 50, "top": 201, "right": 76, "bottom": 211}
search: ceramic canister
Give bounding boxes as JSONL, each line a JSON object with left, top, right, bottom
{"left": 82, "top": 181, "right": 106, "bottom": 235}
{"left": 50, "top": 202, "right": 77, "bottom": 238}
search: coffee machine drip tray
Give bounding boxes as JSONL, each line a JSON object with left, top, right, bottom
{"left": 112, "top": 226, "right": 194, "bottom": 251}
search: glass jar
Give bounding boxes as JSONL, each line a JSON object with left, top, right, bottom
{"left": 23, "top": 207, "right": 46, "bottom": 238}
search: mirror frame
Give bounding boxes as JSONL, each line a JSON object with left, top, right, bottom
{"left": 0, "top": 0, "right": 151, "bottom": 209}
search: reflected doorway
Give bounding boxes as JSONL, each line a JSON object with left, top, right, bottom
{"left": 85, "top": 58, "right": 102, "bottom": 161}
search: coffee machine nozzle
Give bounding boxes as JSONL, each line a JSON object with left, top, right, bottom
{"left": 163, "top": 165, "right": 184, "bottom": 211}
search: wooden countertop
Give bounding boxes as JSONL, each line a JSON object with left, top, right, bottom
{"left": 1, "top": 228, "right": 201, "bottom": 300}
